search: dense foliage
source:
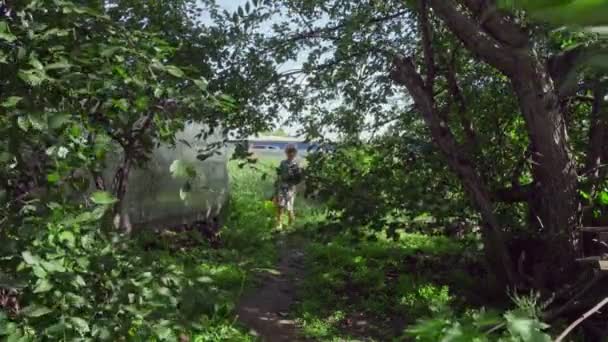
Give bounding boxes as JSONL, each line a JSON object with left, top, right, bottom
{"left": 2, "top": 0, "right": 608, "bottom": 340}
{"left": 0, "top": 0, "right": 268, "bottom": 339}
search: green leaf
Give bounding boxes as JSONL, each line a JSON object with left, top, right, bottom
{"left": 166, "top": 65, "right": 185, "bottom": 78}
{"left": 90, "top": 191, "right": 118, "bottom": 205}
{"left": 31, "top": 264, "right": 47, "bottom": 278}
{"left": 48, "top": 113, "right": 71, "bottom": 130}
{"left": 47, "top": 173, "right": 60, "bottom": 184}
{"left": 29, "top": 56, "right": 44, "bottom": 70}
{"left": 0, "top": 32, "right": 17, "bottom": 42}
{"left": 69, "top": 317, "right": 90, "bottom": 333}
{"left": 170, "top": 159, "right": 196, "bottom": 179}
{"left": 5, "top": 330, "right": 23, "bottom": 342}
{"left": 16, "top": 116, "right": 30, "bottom": 131}
{"left": 21, "top": 305, "right": 53, "bottom": 318}
{"left": 135, "top": 96, "right": 150, "bottom": 110}
{"left": 194, "top": 78, "right": 208, "bottom": 91}
{"left": 59, "top": 231, "right": 76, "bottom": 246}
{"left": 45, "top": 60, "right": 72, "bottom": 70}
{"left": 112, "top": 98, "right": 130, "bottom": 111}
{"left": 179, "top": 187, "right": 189, "bottom": 201}
{"left": 1, "top": 96, "right": 23, "bottom": 108}
{"left": 18, "top": 70, "right": 45, "bottom": 86}
{"left": 154, "top": 325, "right": 174, "bottom": 339}
{"left": 33, "top": 279, "right": 54, "bottom": 293}
{"left": 45, "top": 322, "right": 68, "bottom": 336}
{"left": 598, "top": 191, "right": 608, "bottom": 205}
{"left": 28, "top": 114, "right": 48, "bottom": 131}
{"left": 40, "top": 259, "right": 66, "bottom": 273}
{"left": 505, "top": 311, "right": 551, "bottom": 342}
{"left": 21, "top": 251, "right": 38, "bottom": 265}
{"left": 101, "top": 46, "right": 121, "bottom": 57}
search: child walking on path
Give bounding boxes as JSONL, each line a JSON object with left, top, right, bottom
{"left": 274, "top": 144, "right": 303, "bottom": 229}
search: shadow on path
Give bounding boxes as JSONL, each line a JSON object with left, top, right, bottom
{"left": 237, "top": 238, "right": 311, "bottom": 342}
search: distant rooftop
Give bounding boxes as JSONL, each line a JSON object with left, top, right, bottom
{"left": 238, "top": 135, "right": 307, "bottom": 143}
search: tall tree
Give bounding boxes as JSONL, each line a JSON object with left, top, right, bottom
{"left": 225, "top": 0, "right": 608, "bottom": 289}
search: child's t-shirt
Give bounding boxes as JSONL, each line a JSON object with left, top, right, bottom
{"left": 277, "top": 159, "right": 302, "bottom": 189}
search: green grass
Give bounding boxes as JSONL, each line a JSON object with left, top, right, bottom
{"left": 131, "top": 157, "right": 550, "bottom": 341}
{"left": 129, "top": 157, "right": 488, "bottom": 341}
{"left": 127, "top": 158, "right": 492, "bottom": 341}
{"left": 291, "top": 227, "right": 488, "bottom": 341}
{"left": 125, "top": 159, "right": 287, "bottom": 341}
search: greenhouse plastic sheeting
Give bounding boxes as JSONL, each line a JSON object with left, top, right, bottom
{"left": 103, "top": 123, "right": 228, "bottom": 228}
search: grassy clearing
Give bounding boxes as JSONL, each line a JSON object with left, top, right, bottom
{"left": 126, "top": 158, "right": 492, "bottom": 341}
{"left": 292, "top": 227, "right": 491, "bottom": 341}
{"left": 129, "top": 156, "right": 488, "bottom": 341}
{"left": 223, "top": 156, "right": 489, "bottom": 341}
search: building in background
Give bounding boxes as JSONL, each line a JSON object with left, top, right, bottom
{"left": 228, "top": 135, "right": 317, "bottom": 157}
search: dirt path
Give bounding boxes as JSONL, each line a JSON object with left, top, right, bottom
{"left": 237, "top": 238, "right": 310, "bottom": 342}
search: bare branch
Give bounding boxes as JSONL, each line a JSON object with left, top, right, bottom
{"left": 288, "top": 10, "right": 409, "bottom": 42}
{"left": 555, "top": 297, "right": 608, "bottom": 342}
{"left": 544, "top": 272, "right": 606, "bottom": 322}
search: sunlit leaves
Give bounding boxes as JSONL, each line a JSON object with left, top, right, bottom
{"left": 90, "top": 191, "right": 118, "bottom": 205}
{"left": 170, "top": 159, "right": 197, "bottom": 179}
{"left": 0, "top": 0, "right": 235, "bottom": 340}
{"left": 0, "top": 21, "right": 16, "bottom": 42}
{"left": 500, "top": 0, "right": 608, "bottom": 28}
{"left": 21, "top": 251, "right": 38, "bottom": 265}
{"left": 1, "top": 96, "right": 22, "bottom": 108}
{"left": 165, "top": 65, "right": 185, "bottom": 78}
{"left": 504, "top": 310, "right": 551, "bottom": 342}
{"left": 21, "top": 305, "right": 53, "bottom": 318}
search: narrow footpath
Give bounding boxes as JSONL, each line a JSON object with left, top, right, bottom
{"left": 236, "top": 238, "right": 310, "bottom": 342}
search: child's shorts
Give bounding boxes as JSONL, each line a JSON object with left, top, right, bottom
{"left": 277, "top": 186, "right": 296, "bottom": 212}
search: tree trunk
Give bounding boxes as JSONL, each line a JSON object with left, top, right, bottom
{"left": 112, "top": 155, "right": 133, "bottom": 234}
{"left": 427, "top": 0, "right": 581, "bottom": 289}
{"left": 510, "top": 54, "right": 580, "bottom": 287}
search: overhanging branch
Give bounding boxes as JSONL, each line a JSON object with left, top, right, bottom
{"left": 428, "top": 0, "right": 517, "bottom": 75}
{"left": 461, "top": 0, "right": 528, "bottom": 48}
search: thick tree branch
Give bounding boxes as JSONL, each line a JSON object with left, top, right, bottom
{"left": 461, "top": 0, "right": 528, "bottom": 48}
{"left": 391, "top": 55, "right": 515, "bottom": 285}
{"left": 428, "top": 0, "right": 517, "bottom": 75}
{"left": 419, "top": 0, "right": 435, "bottom": 93}
{"left": 548, "top": 47, "right": 586, "bottom": 98}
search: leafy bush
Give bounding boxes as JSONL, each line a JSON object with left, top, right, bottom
{"left": 305, "top": 141, "right": 474, "bottom": 238}
{"left": 406, "top": 307, "right": 552, "bottom": 342}
{"left": 0, "top": 160, "right": 283, "bottom": 340}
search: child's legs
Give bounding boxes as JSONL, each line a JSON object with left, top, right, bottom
{"left": 276, "top": 206, "right": 283, "bottom": 225}
{"left": 287, "top": 193, "right": 296, "bottom": 224}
